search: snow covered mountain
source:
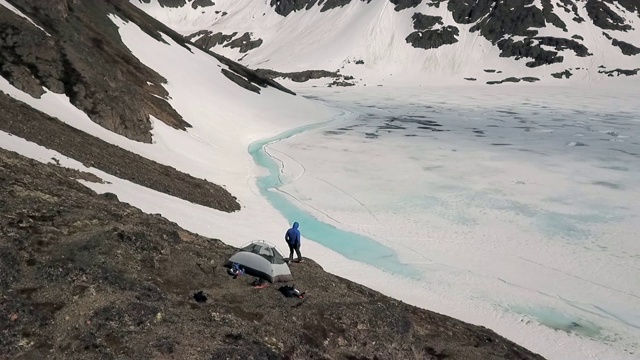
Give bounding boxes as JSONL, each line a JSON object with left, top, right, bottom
{"left": 133, "top": 0, "right": 640, "bottom": 85}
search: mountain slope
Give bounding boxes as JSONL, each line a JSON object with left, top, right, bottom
{"left": 133, "top": 0, "right": 640, "bottom": 85}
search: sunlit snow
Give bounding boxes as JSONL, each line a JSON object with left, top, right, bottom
{"left": 0, "top": 8, "right": 638, "bottom": 360}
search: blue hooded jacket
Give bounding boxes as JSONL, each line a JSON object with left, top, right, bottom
{"left": 285, "top": 222, "right": 300, "bottom": 245}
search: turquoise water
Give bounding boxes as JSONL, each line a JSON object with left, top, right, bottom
{"left": 248, "top": 115, "right": 416, "bottom": 278}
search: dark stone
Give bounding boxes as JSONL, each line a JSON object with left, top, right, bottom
{"left": 551, "top": 70, "right": 573, "bottom": 78}
{"left": 598, "top": 68, "right": 640, "bottom": 76}
{"left": 571, "top": 34, "right": 584, "bottom": 40}
{"left": 496, "top": 39, "right": 558, "bottom": 67}
{"left": 320, "top": 0, "right": 353, "bottom": 12}
{"left": 193, "top": 291, "right": 208, "bottom": 303}
{"left": 187, "top": 30, "right": 238, "bottom": 50}
{"left": 154, "top": 0, "right": 187, "bottom": 7}
{"left": 390, "top": 0, "right": 423, "bottom": 11}
{"left": 411, "top": 13, "right": 443, "bottom": 30}
{"left": 406, "top": 26, "right": 459, "bottom": 50}
{"left": 191, "top": 0, "right": 215, "bottom": 9}
{"left": 612, "top": 39, "right": 640, "bottom": 55}
{"left": 328, "top": 79, "right": 356, "bottom": 87}
{"left": 221, "top": 68, "right": 262, "bottom": 93}
{"left": 586, "top": 0, "right": 632, "bottom": 31}
{"left": 464, "top": 77, "right": 477, "bottom": 81}
{"left": 223, "top": 32, "right": 263, "bottom": 53}
{"left": 557, "top": 0, "right": 584, "bottom": 22}
{"left": 541, "top": 0, "right": 567, "bottom": 31}
{"left": 486, "top": 77, "right": 537, "bottom": 84}
{"left": 535, "top": 37, "right": 590, "bottom": 57}
{"left": 101, "top": 192, "right": 119, "bottom": 202}
{"left": 269, "top": 0, "right": 319, "bottom": 16}
{"left": 255, "top": 68, "right": 340, "bottom": 82}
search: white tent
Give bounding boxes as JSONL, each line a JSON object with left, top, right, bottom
{"left": 224, "top": 240, "right": 293, "bottom": 283}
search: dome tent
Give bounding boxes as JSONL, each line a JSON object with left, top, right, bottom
{"left": 224, "top": 240, "right": 293, "bottom": 283}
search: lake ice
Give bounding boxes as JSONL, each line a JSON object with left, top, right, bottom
{"left": 260, "top": 84, "right": 640, "bottom": 360}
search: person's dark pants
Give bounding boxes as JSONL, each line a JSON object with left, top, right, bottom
{"left": 288, "top": 243, "right": 301, "bottom": 262}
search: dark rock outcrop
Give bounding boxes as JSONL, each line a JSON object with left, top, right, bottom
{"left": 586, "top": 0, "right": 633, "bottom": 31}
{"left": 412, "top": 13, "right": 443, "bottom": 30}
{"left": 598, "top": 67, "right": 640, "bottom": 76}
{"left": 406, "top": 26, "right": 459, "bottom": 49}
{"left": 612, "top": 38, "right": 640, "bottom": 55}
{"left": 222, "top": 32, "right": 263, "bottom": 53}
{"left": 255, "top": 68, "right": 341, "bottom": 82}
{"left": 139, "top": 0, "right": 215, "bottom": 8}
{"left": 390, "top": 0, "right": 423, "bottom": 11}
{"left": 552, "top": 70, "right": 573, "bottom": 78}
{"left": 221, "top": 68, "right": 262, "bottom": 93}
{"left": 269, "top": 0, "right": 319, "bottom": 16}
{"left": 407, "top": 13, "right": 459, "bottom": 49}
{"left": 186, "top": 30, "right": 238, "bottom": 50}
{"left": 487, "top": 76, "right": 540, "bottom": 84}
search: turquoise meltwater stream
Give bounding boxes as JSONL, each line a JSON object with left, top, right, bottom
{"left": 248, "top": 112, "right": 416, "bottom": 278}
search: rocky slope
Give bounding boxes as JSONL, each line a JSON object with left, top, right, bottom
{"left": 0, "top": 0, "right": 293, "bottom": 143}
{"left": 134, "top": 0, "right": 640, "bottom": 84}
{"left": 0, "top": 146, "right": 546, "bottom": 359}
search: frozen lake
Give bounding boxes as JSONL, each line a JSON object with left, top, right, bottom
{"left": 258, "top": 84, "right": 640, "bottom": 360}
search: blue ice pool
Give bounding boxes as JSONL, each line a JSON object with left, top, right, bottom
{"left": 248, "top": 116, "right": 416, "bottom": 278}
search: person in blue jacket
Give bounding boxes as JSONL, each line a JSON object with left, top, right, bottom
{"left": 285, "top": 222, "right": 303, "bottom": 263}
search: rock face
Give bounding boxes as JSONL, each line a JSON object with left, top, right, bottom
{"left": 0, "top": 147, "right": 546, "bottom": 360}
{"left": 407, "top": 13, "right": 459, "bottom": 49}
{"left": 223, "top": 32, "right": 263, "bottom": 53}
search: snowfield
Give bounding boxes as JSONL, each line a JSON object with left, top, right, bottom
{"left": 1, "top": 5, "right": 639, "bottom": 360}
{"left": 132, "top": 0, "right": 640, "bottom": 85}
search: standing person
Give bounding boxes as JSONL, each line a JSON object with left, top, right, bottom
{"left": 285, "top": 222, "right": 303, "bottom": 263}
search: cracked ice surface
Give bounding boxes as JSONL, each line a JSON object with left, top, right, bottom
{"left": 266, "top": 84, "right": 640, "bottom": 360}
